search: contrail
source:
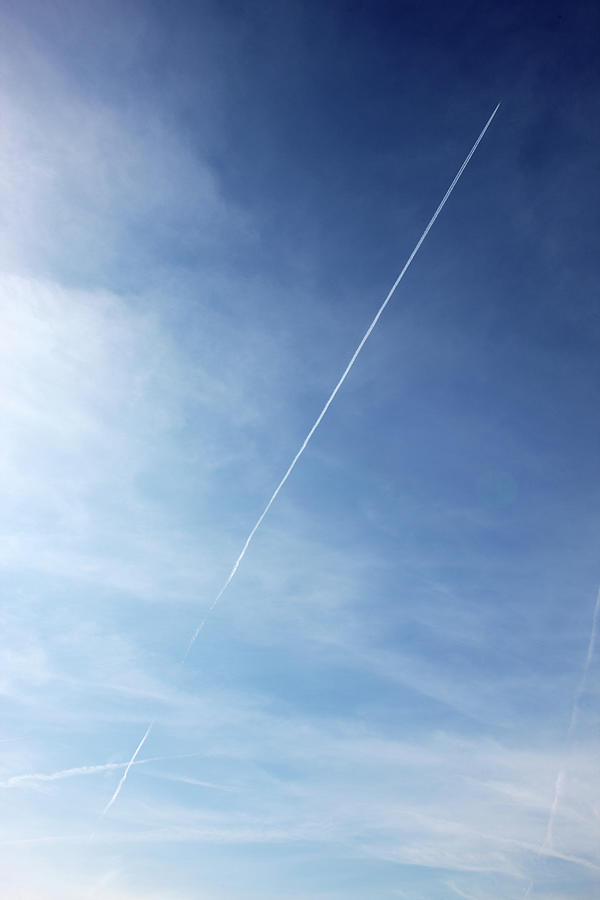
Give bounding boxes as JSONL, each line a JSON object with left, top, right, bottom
{"left": 543, "top": 585, "right": 600, "bottom": 850}
{"left": 181, "top": 101, "right": 501, "bottom": 663}
{"left": 103, "top": 103, "right": 501, "bottom": 815}
{"left": 102, "top": 721, "right": 154, "bottom": 815}
{"left": 447, "top": 881, "right": 486, "bottom": 900}
{"left": 3, "top": 757, "right": 148, "bottom": 789}
{"left": 523, "top": 585, "right": 600, "bottom": 896}
{"left": 1, "top": 752, "right": 196, "bottom": 789}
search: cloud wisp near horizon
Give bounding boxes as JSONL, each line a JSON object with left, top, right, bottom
{"left": 1, "top": 2, "right": 600, "bottom": 899}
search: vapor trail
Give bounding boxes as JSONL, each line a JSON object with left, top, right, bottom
{"left": 1, "top": 752, "right": 198, "bottom": 789}
{"left": 523, "top": 586, "right": 600, "bottom": 895}
{"left": 181, "top": 101, "right": 501, "bottom": 662}
{"left": 102, "top": 721, "right": 154, "bottom": 815}
{"left": 543, "top": 586, "right": 600, "bottom": 850}
{"left": 2, "top": 753, "right": 166, "bottom": 789}
{"left": 103, "top": 103, "right": 501, "bottom": 815}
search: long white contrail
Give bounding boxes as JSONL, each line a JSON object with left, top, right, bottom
{"left": 103, "top": 103, "right": 501, "bottom": 815}
{"left": 181, "top": 101, "right": 501, "bottom": 663}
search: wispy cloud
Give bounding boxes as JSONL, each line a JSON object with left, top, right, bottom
{"left": 0, "top": 19, "right": 252, "bottom": 285}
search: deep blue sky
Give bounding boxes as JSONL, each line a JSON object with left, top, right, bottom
{"left": 0, "top": 2, "right": 599, "bottom": 899}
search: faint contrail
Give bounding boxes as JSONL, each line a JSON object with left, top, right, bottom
{"left": 447, "top": 881, "right": 485, "bottom": 900}
{"left": 523, "top": 585, "right": 600, "bottom": 896}
{"left": 102, "top": 721, "right": 154, "bottom": 815}
{"left": 103, "top": 102, "right": 501, "bottom": 815}
{"left": 543, "top": 585, "right": 600, "bottom": 850}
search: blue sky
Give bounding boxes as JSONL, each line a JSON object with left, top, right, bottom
{"left": 1, "top": 1, "right": 600, "bottom": 898}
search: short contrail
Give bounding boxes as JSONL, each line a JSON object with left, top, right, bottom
{"left": 102, "top": 721, "right": 154, "bottom": 815}
{"left": 523, "top": 585, "right": 600, "bottom": 896}
{"left": 103, "top": 103, "right": 501, "bottom": 815}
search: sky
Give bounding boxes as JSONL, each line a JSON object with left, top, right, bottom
{"left": 1, "top": 1, "right": 599, "bottom": 898}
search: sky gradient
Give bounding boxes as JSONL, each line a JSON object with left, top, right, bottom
{"left": 1, "top": 2, "right": 600, "bottom": 898}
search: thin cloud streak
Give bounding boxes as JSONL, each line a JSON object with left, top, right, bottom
{"left": 2, "top": 824, "right": 600, "bottom": 875}
{"left": 141, "top": 771, "right": 236, "bottom": 793}
{"left": 105, "top": 103, "right": 500, "bottom": 814}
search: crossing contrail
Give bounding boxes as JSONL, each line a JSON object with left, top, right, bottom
{"left": 102, "top": 102, "right": 501, "bottom": 816}
{"left": 102, "top": 721, "right": 154, "bottom": 815}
